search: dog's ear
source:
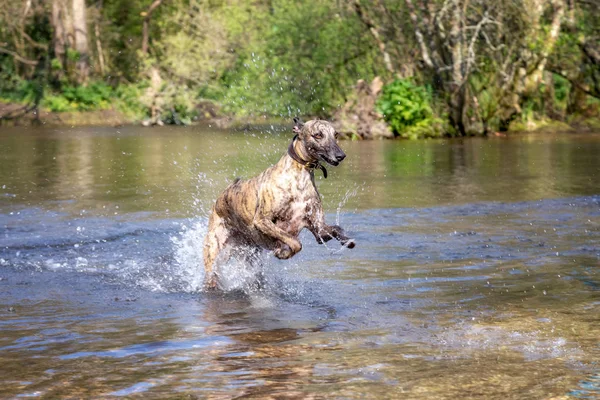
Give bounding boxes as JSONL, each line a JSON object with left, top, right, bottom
{"left": 292, "top": 117, "right": 304, "bottom": 134}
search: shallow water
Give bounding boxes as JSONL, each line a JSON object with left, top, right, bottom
{"left": 0, "top": 125, "right": 599, "bottom": 399}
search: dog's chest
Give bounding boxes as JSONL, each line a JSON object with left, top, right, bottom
{"left": 272, "top": 173, "right": 319, "bottom": 232}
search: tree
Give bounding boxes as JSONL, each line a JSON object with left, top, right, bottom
{"left": 72, "top": 0, "right": 90, "bottom": 83}
{"left": 51, "top": 0, "right": 70, "bottom": 77}
{"left": 349, "top": 0, "right": 580, "bottom": 134}
{"left": 0, "top": 0, "right": 597, "bottom": 128}
{"left": 141, "top": 0, "right": 164, "bottom": 57}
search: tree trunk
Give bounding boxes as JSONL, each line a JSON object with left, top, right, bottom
{"left": 72, "top": 0, "right": 89, "bottom": 83}
{"left": 94, "top": 18, "right": 105, "bottom": 75}
{"left": 449, "top": 85, "right": 468, "bottom": 135}
{"left": 523, "top": 0, "right": 564, "bottom": 95}
{"left": 141, "top": 0, "right": 164, "bottom": 57}
{"left": 51, "top": 0, "right": 68, "bottom": 76}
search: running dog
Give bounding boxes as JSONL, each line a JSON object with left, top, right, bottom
{"left": 202, "top": 118, "right": 355, "bottom": 289}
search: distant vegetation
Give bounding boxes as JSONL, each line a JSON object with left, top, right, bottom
{"left": 0, "top": 0, "right": 599, "bottom": 137}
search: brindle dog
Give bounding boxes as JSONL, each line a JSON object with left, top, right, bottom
{"left": 202, "top": 118, "right": 356, "bottom": 289}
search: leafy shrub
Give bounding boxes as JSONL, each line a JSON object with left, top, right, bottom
{"left": 158, "top": 84, "right": 199, "bottom": 125}
{"left": 0, "top": 77, "right": 40, "bottom": 104}
{"left": 50, "top": 58, "right": 63, "bottom": 71}
{"left": 42, "top": 95, "right": 71, "bottom": 112}
{"left": 41, "top": 82, "right": 114, "bottom": 112}
{"left": 66, "top": 48, "right": 80, "bottom": 62}
{"left": 114, "top": 82, "right": 149, "bottom": 120}
{"left": 376, "top": 79, "right": 436, "bottom": 138}
{"left": 62, "top": 82, "right": 114, "bottom": 111}
{"left": 553, "top": 74, "right": 570, "bottom": 109}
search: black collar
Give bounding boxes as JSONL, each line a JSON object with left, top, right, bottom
{"left": 287, "top": 135, "right": 328, "bottom": 178}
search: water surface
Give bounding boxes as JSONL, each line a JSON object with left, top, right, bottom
{"left": 1, "top": 126, "right": 599, "bottom": 398}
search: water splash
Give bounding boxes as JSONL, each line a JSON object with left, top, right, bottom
{"left": 169, "top": 220, "right": 208, "bottom": 292}
{"left": 170, "top": 219, "right": 292, "bottom": 296}
{"left": 336, "top": 186, "right": 358, "bottom": 226}
{"left": 168, "top": 216, "right": 263, "bottom": 293}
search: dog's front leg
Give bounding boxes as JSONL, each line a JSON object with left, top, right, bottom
{"left": 307, "top": 207, "right": 356, "bottom": 249}
{"left": 253, "top": 215, "right": 302, "bottom": 259}
{"left": 309, "top": 224, "right": 356, "bottom": 249}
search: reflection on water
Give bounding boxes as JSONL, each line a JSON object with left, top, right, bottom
{"left": 0, "top": 125, "right": 599, "bottom": 398}
{"left": 1, "top": 126, "right": 599, "bottom": 215}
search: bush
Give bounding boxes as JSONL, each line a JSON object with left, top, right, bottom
{"left": 376, "top": 79, "right": 439, "bottom": 138}
{"left": 0, "top": 76, "right": 41, "bottom": 104}
{"left": 61, "top": 82, "right": 114, "bottom": 111}
{"left": 114, "top": 82, "right": 149, "bottom": 120}
{"left": 41, "top": 82, "right": 114, "bottom": 112}
{"left": 42, "top": 95, "right": 71, "bottom": 112}
{"left": 158, "top": 84, "right": 198, "bottom": 125}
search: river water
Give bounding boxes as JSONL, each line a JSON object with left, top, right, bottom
{"left": 0, "top": 125, "right": 598, "bottom": 399}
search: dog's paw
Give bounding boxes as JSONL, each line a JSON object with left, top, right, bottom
{"left": 203, "top": 275, "right": 219, "bottom": 291}
{"left": 342, "top": 239, "right": 356, "bottom": 249}
{"left": 274, "top": 244, "right": 293, "bottom": 259}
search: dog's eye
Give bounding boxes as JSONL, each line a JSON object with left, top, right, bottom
{"left": 313, "top": 132, "right": 323, "bottom": 140}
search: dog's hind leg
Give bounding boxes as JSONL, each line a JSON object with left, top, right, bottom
{"left": 203, "top": 209, "right": 229, "bottom": 289}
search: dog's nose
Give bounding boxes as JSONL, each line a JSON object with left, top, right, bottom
{"left": 336, "top": 153, "right": 346, "bottom": 162}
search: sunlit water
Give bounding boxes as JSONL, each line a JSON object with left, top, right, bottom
{"left": 1, "top": 125, "right": 598, "bottom": 399}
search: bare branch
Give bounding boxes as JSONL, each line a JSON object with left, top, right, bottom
{"left": 581, "top": 39, "right": 600, "bottom": 65}
{"left": 405, "top": 0, "right": 434, "bottom": 68}
{"left": 352, "top": 0, "right": 394, "bottom": 73}
{"left": 481, "top": 30, "right": 504, "bottom": 52}
{"left": 432, "top": 0, "right": 452, "bottom": 40}
{"left": 22, "top": 31, "right": 48, "bottom": 50}
{"left": 0, "top": 46, "right": 38, "bottom": 65}
{"left": 464, "top": 12, "right": 490, "bottom": 80}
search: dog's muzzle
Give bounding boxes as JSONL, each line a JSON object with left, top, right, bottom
{"left": 325, "top": 148, "right": 346, "bottom": 166}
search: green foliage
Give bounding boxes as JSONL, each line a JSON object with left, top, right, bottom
{"left": 155, "top": 84, "right": 198, "bottom": 125}
{"left": 113, "top": 82, "right": 148, "bottom": 119}
{"left": 99, "top": 0, "right": 168, "bottom": 81}
{"left": 1, "top": 0, "right": 597, "bottom": 131}
{"left": 377, "top": 79, "right": 442, "bottom": 138}
{"left": 0, "top": 79, "right": 39, "bottom": 104}
{"left": 219, "top": 0, "right": 381, "bottom": 117}
{"left": 42, "top": 95, "right": 71, "bottom": 112}
{"left": 50, "top": 58, "right": 63, "bottom": 71}
{"left": 40, "top": 81, "right": 148, "bottom": 119}
{"left": 553, "top": 74, "right": 571, "bottom": 109}
{"left": 66, "top": 49, "right": 80, "bottom": 62}
{"left": 42, "top": 82, "right": 114, "bottom": 112}
{"left": 155, "top": 0, "right": 236, "bottom": 86}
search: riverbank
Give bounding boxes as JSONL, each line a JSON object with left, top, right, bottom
{"left": 1, "top": 100, "right": 599, "bottom": 137}
{"left": 0, "top": 102, "right": 130, "bottom": 127}
{"left": 0, "top": 101, "right": 239, "bottom": 129}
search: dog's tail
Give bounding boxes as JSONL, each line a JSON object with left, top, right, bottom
{"left": 233, "top": 177, "right": 241, "bottom": 184}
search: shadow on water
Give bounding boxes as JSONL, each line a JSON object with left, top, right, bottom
{"left": 0, "top": 126, "right": 599, "bottom": 398}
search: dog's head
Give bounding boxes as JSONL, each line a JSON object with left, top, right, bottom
{"left": 293, "top": 118, "right": 346, "bottom": 166}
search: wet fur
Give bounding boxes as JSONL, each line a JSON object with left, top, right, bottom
{"left": 203, "top": 119, "right": 355, "bottom": 289}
